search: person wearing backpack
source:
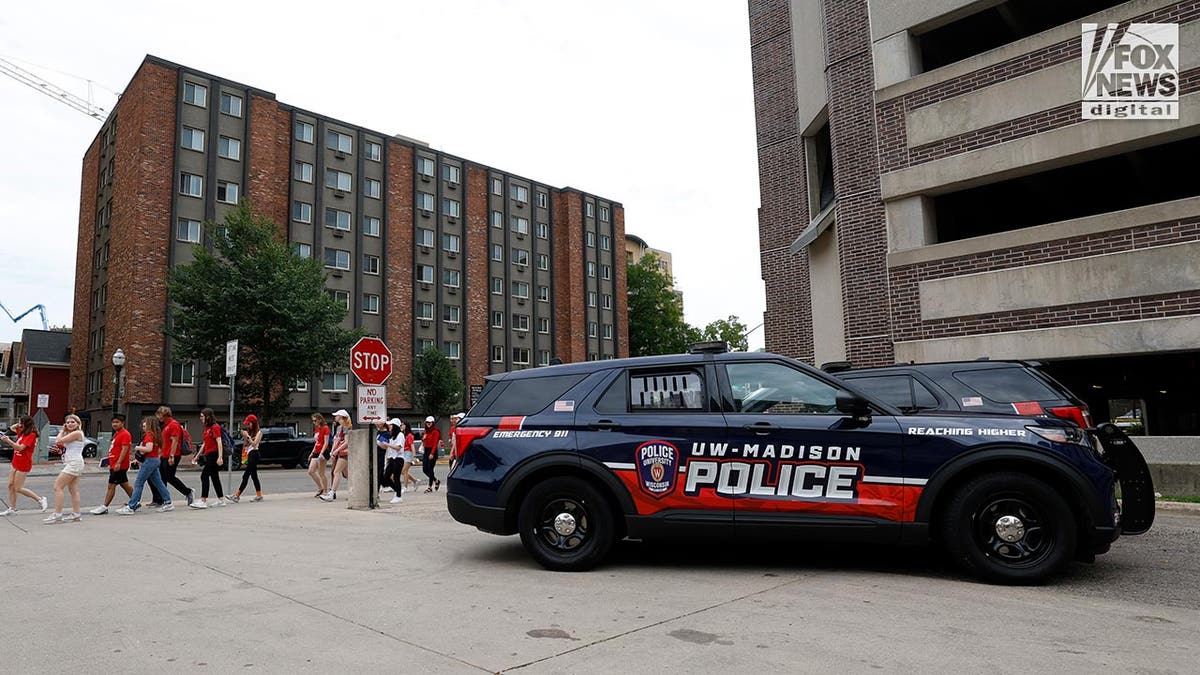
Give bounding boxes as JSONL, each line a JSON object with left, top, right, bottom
{"left": 148, "top": 406, "right": 195, "bottom": 507}
{"left": 189, "top": 408, "right": 229, "bottom": 508}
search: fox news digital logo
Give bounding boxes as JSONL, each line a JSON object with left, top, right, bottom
{"left": 1082, "top": 23, "right": 1178, "bottom": 120}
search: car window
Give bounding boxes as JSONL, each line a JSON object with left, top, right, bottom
{"left": 847, "top": 375, "right": 913, "bottom": 408}
{"left": 479, "top": 374, "right": 588, "bottom": 416}
{"left": 912, "top": 378, "right": 939, "bottom": 408}
{"left": 594, "top": 371, "right": 628, "bottom": 414}
{"left": 629, "top": 368, "right": 705, "bottom": 411}
{"left": 953, "top": 368, "right": 1058, "bottom": 403}
{"left": 725, "top": 362, "right": 838, "bottom": 414}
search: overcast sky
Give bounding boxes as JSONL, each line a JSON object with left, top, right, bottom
{"left": 0, "top": 0, "right": 765, "bottom": 351}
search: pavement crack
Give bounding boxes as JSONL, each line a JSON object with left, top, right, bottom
{"left": 127, "top": 535, "right": 492, "bottom": 672}
{"left": 502, "top": 575, "right": 806, "bottom": 672}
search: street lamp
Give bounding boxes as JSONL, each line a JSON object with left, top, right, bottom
{"left": 111, "top": 348, "right": 125, "bottom": 416}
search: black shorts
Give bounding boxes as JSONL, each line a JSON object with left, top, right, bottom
{"left": 108, "top": 469, "right": 129, "bottom": 485}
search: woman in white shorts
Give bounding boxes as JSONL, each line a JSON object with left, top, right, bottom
{"left": 45, "top": 414, "right": 86, "bottom": 524}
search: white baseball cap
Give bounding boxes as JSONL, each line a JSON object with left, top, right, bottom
{"left": 451, "top": 412, "right": 466, "bottom": 419}
{"left": 388, "top": 418, "right": 403, "bottom": 427}
{"left": 424, "top": 415, "right": 435, "bottom": 423}
{"left": 332, "top": 409, "right": 350, "bottom": 419}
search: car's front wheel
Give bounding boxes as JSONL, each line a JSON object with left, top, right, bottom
{"left": 83, "top": 443, "right": 97, "bottom": 458}
{"left": 941, "top": 472, "right": 1077, "bottom": 585}
{"left": 517, "top": 476, "right": 615, "bottom": 572}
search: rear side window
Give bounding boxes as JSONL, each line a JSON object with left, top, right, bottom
{"left": 479, "top": 374, "right": 588, "bottom": 416}
{"left": 630, "top": 368, "right": 705, "bottom": 411}
{"left": 953, "top": 368, "right": 1058, "bottom": 403}
{"left": 847, "top": 375, "right": 937, "bottom": 410}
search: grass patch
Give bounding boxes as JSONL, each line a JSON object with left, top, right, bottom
{"left": 1157, "top": 495, "right": 1200, "bottom": 503}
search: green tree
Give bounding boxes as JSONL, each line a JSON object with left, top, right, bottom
{"left": 166, "top": 201, "right": 360, "bottom": 422}
{"left": 406, "top": 347, "right": 464, "bottom": 418}
{"left": 701, "top": 315, "right": 750, "bottom": 352}
{"left": 627, "top": 253, "right": 696, "bottom": 356}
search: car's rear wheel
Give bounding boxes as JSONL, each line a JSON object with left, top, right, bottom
{"left": 83, "top": 443, "right": 97, "bottom": 458}
{"left": 517, "top": 476, "right": 614, "bottom": 572}
{"left": 941, "top": 472, "right": 1077, "bottom": 585}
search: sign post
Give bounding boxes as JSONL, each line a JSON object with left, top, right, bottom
{"left": 225, "top": 339, "right": 238, "bottom": 494}
{"left": 350, "top": 337, "right": 392, "bottom": 509}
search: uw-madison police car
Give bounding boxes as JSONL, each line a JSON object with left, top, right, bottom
{"left": 446, "top": 343, "right": 1154, "bottom": 584}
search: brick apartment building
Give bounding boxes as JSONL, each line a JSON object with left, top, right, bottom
{"left": 71, "top": 55, "right": 627, "bottom": 435}
{"left": 750, "top": 0, "right": 1200, "bottom": 434}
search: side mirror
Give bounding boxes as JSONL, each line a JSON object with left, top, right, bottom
{"left": 836, "top": 390, "right": 871, "bottom": 419}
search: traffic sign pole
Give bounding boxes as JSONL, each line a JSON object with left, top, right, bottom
{"left": 349, "top": 337, "right": 392, "bottom": 510}
{"left": 226, "top": 340, "right": 238, "bottom": 495}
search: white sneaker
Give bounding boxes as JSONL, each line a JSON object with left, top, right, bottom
{"left": 319, "top": 492, "right": 334, "bottom": 502}
{"left": 0, "top": 508, "right": 16, "bottom": 516}
{"left": 382, "top": 486, "right": 394, "bottom": 493}
{"left": 90, "top": 505, "right": 108, "bottom": 515}
{"left": 158, "top": 503, "right": 174, "bottom": 512}
{"left": 189, "top": 501, "right": 209, "bottom": 509}
{"left": 215, "top": 498, "right": 228, "bottom": 507}
{"left": 43, "top": 513, "right": 64, "bottom": 524}
{"left": 390, "top": 496, "right": 402, "bottom": 504}
{"left": 116, "top": 505, "right": 136, "bottom": 515}
{"left": 63, "top": 513, "right": 81, "bottom": 523}
{"left": 39, "top": 496, "right": 48, "bottom": 512}
{"left": 401, "top": 487, "right": 410, "bottom": 493}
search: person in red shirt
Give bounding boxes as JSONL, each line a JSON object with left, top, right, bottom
{"left": 149, "top": 406, "right": 195, "bottom": 507}
{"left": 116, "top": 416, "right": 174, "bottom": 515}
{"left": 1, "top": 416, "right": 49, "bottom": 515}
{"left": 307, "top": 413, "right": 330, "bottom": 498}
{"left": 90, "top": 414, "right": 134, "bottom": 515}
{"left": 189, "top": 408, "right": 228, "bottom": 508}
{"left": 320, "top": 410, "right": 352, "bottom": 502}
{"left": 420, "top": 415, "right": 442, "bottom": 493}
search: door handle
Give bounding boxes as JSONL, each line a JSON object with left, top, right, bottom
{"left": 742, "top": 422, "right": 779, "bottom": 435}
{"left": 589, "top": 420, "right": 622, "bottom": 431}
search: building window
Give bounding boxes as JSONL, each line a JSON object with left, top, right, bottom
{"left": 324, "top": 248, "right": 351, "bottom": 270}
{"left": 295, "top": 120, "right": 314, "bottom": 143}
{"left": 538, "top": 350, "right": 550, "bottom": 366}
{"left": 363, "top": 254, "right": 380, "bottom": 275}
{"left": 417, "top": 192, "right": 435, "bottom": 212}
{"left": 443, "top": 341, "right": 461, "bottom": 360}
{"left": 293, "top": 161, "right": 313, "bottom": 183}
{"left": 585, "top": 203, "right": 595, "bottom": 217}
{"left": 588, "top": 322, "right": 598, "bottom": 338}
{"left": 491, "top": 244, "right": 503, "bottom": 262}
{"left": 183, "top": 82, "right": 207, "bottom": 107}
{"left": 442, "top": 164, "right": 460, "bottom": 184}
{"left": 293, "top": 242, "right": 312, "bottom": 259}
{"left": 443, "top": 305, "right": 460, "bottom": 324}
{"left": 491, "top": 311, "right": 504, "bottom": 328}
{"left": 176, "top": 218, "right": 201, "bottom": 243}
{"left": 536, "top": 192, "right": 548, "bottom": 208}
{"left": 171, "top": 362, "right": 196, "bottom": 386}
{"left": 512, "top": 347, "right": 531, "bottom": 365}
{"left": 512, "top": 314, "right": 530, "bottom": 331}
{"left": 292, "top": 201, "right": 313, "bottom": 223}
{"left": 442, "top": 198, "right": 461, "bottom": 218}
{"left": 491, "top": 276, "right": 503, "bottom": 295}
{"left": 809, "top": 119, "right": 835, "bottom": 213}
{"left": 511, "top": 185, "right": 529, "bottom": 203}
{"left": 217, "top": 181, "right": 239, "bottom": 204}
{"left": 536, "top": 223, "right": 548, "bottom": 239}
{"left": 327, "top": 289, "right": 350, "bottom": 309}
{"left": 600, "top": 235, "right": 611, "bottom": 251}
{"left": 363, "top": 294, "right": 380, "bottom": 314}
{"left": 587, "top": 261, "right": 596, "bottom": 277}
{"left": 512, "top": 281, "right": 530, "bottom": 299}
{"left": 292, "top": 378, "right": 309, "bottom": 392}
{"left": 417, "top": 157, "right": 434, "bottom": 178}
{"left": 363, "top": 215, "right": 381, "bottom": 237}
{"left": 511, "top": 216, "right": 529, "bottom": 235}
{"left": 325, "top": 169, "right": 352, "bottom": 191}
{"left": 601, "top": 264, "right": 611, "bottom": 280}
{"left": 536, "top": 254, "right": 549, "bottom": 270}
{"left": 602, "top": 294, "right": 612, "bottom": 310}
{"left": 586, "top": 231, "right": 595, "bottom": 247}
{"left": 181, "top": 127, "right": 205, "bottom": 152}
{"left": 443, "top": 268, "right": 460, "bottom": 288}
{"left": 364, "top": 178, "right": 381, "bottom": 199}
{"left": 537, "top": 317, "right": 550, "bottom": 334}
{"left": 321, "top": 372, "right": 349, "bottom": 392}
{"left": 588, "top": 354, "right": 598, "bottom": 362}
{"left": 491, "top": 210, "right": 503, "bottom": 228}
{"left": 599, "top": 206, "right": 610, "bottom": 221}
{"left": 537, "top": 285, "right": 549, "bottom": 302}
{"left": 219, "top": 92, "right": 243, "bottom": 117}
{"left": 491, "top": 178, "right": 503, "bottom": 195}
{"left": 325, "top": 208, "right": 351, "bottom": 231}
{"left": 417, "top": 228, "right": 435, "bottom": 248}
{"left": 587, "top": 291, "right": 597, "bottom": 307}
{"left": 603, "top": 324, "right": 613, "bottom": 339}
{"left": 365, "top": 141, "right": 382, "bottom": 161}
{"left": 443, "top": 233, "right": 461, "bottom": 254}
{"left": 327, "top": 130, "right": 353, "bottom": 154}
{"left": 416, "top": 302, "right": 434, "bottom": 320}
{"left": 416, "top": 265, "right": 434, "bottom": 283}
{"left": 512, "top": 248, "right": 529, "bottom": 267}
{"left": 179, "top": 172, "right": 203, "bottom": 198}
{"left": 492, "top": 345, "right": 504, "bottom": 363}
{"left": 417, "top": 338, "right": 434, "bottom": 353}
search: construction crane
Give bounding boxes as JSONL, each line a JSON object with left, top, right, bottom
{"left": 1, "top": 302, "right": 49, "bottom": 331}
{"left": 0, "top": 56, "right": 112, "bottom": 119}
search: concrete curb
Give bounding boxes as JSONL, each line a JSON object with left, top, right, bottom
{"left": 1155, "top": 500, "right": 1200, "bottom": 512}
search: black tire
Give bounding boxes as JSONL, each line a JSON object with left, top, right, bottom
{"left": 231, "top": 455, "right": 242, "bottom": 471}
{"left": 941, "top": 472, "right": 1077, "bottom": 585}
{"left": 83, "top": 443, "right": 97, "bottom": 458}
{"left": 517, "top": 476, "right": 615, "bottom": 572}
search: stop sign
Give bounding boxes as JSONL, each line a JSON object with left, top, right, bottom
{"left": 350, "top": 337, "right": 393, "bottom": 386}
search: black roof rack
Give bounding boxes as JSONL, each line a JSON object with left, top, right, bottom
{"left": 688, "top": 341, "right": 729, "bottom": 354}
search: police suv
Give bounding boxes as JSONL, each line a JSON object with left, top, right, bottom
{"left": 446, "top": 344, "right": 1153, "bottom": 584}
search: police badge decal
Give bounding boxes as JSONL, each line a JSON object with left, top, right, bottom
{"left": 636, "top": 440, "right": 679, "bottom": 499}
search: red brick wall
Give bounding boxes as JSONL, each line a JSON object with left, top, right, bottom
{"left": 107, "top": 60, "right": 177, "bottom": 406}
{"left": 750, "top": 0, "right": 815, "bottom": 363}
{"left": 70, "top": 137, "right": 101, "bottom": 410}
{"left": 464, "top": 166, "right": 490, "bottom": 390}
{"left": 385, "top": 141, "right": 414, "bottom": 408}
{"left": 552, "top": 190, "right": 586, "bottom": 363}
{"left": 247, "top": 94, "right": 290, "bottom": 232}
{"left": 613, "top": 205, "right": 629, "bottom": 358}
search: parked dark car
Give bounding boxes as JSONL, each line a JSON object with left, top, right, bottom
{"left": 230, "top": 427, "right": 312, "bottom": 469}
{"left": 42, "top": 424, "right": 99, "bottom": 458}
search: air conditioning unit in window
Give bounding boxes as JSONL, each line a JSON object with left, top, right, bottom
{"left": 448, "top": 287, "right": 457, "bottom": 295}
{"left": 447, "top": 251, "right": 457, "bottom": 259}
{"left": 420, "top": 209, "right": 432, "bottom": 218}
{"left": 334, "top": 190, "right": 347, "bottom": 199}
{"left": 333, "top": 230, "right": 345, "bottom": 238}
{"left": 447, "top": 181, "right": 458, "bottom": 190}
{"left": 447, "top": 216, "right": 457, "bottom": 224}
{"left": 335, "top": 151, "right": 347, "bottom": 160}
{"left": 515, "top": 232, "right": 526, "bottom": 240}
{"left": 447, "top": 324, "right": 458, "bottom": 332}
{"left": 515, "top": 200, "right": 527, "bottom": 207}
{"left": 419, "top": 245, "right": 431, "bottom": 253}
{"left": 329, "top": 393, "right": 342, "bottom": 401}
{"left": 419, "top": 319, "right": 431, "bottom": 328}
{"left": 332, "top": 270, "right": 344, "bottom": 278}
{"left": 420, "top": 174, "right": 431, "bottom": 182}
{"left": 420, "top": 282, "right": 432, "bottom": 290}
{"left": 517, "top": 298, "right": 526, "bottom": 305}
